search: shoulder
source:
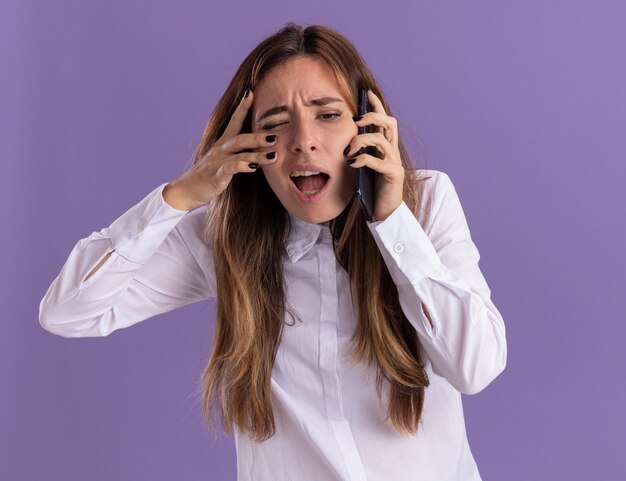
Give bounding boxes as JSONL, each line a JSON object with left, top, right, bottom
{"left": 414, "top": 168, "right": 452, "bottom": 191}
{"left": 410, "top": 168, "right": 454, "bottom": 230}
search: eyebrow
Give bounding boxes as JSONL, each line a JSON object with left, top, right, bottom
{"left": 256, "top": 97, "right": 345, "bottom": 124}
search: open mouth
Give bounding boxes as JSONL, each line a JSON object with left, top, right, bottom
{"left": 289, "top": 170, "right": 330, "bottom": 196}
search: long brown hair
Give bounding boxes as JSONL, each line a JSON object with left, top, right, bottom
{"left": 194, "top": 22, "right": 434, "bottom": 442}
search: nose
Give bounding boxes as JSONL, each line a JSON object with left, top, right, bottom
{"left": 289, "top": 117, "right": 317, "bottom": 153}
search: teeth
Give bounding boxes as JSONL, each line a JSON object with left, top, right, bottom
{"left": 290, "top": 170, "right": 320, "bottom": 178}
{"left": 302, "top": 190, "right": 320, "bottom": 195}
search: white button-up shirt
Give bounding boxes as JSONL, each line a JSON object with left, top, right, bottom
{"left": 39, "top": 169, "right": 507, "bottom": 481}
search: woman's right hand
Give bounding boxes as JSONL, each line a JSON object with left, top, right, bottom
{"left": 164, "top": 90, "right": 278, "bottom": 211}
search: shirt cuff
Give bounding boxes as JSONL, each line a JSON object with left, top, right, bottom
{"left": 108, "top": 182, "right": 190, "bottom": 264}
{"left": 366, "top": 201, "right": 444, "bottom": 286}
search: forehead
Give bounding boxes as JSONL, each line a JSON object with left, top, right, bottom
{"left": 253, "top": 57, "right": 346, "bottom": 109}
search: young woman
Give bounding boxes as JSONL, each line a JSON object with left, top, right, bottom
{"left": 40, "top": 22, "right": 507, "bottom": 481}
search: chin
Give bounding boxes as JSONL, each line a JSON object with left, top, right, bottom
{"left": 293, "top": 211, "right": 333, "bottom": 225}
{"left": 288, "top": 201, "right": 350, "bottom": 225}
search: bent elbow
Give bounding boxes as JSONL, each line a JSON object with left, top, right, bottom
{"left": 39, "top": 314, "right": 110, "bottom": 338}
{"left": 39, "top": 319, "right": 74, "bottom": 338}
{"left": 39, "top": 299, "right": 105, "bottom": 338}
{"left": 39, "top": 314, "right": 70, "bottom": 338}
{"left": 457, "top": 311, "right": 508, "bottom": 395}
{"left": 39, "top": 298, "right": 64, "bottom": 336}
{"left": 39, "top": 291, "right": 71, "bottom": 337}
{"left": 456, "top": 348, "right": 507, "bottom": 395}
{"left": 39, "top": 307, "right": 77, "bottom": 338}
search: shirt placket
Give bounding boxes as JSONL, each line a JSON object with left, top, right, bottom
{"left": 316, "top": 231, "right": 367, "bottom": 481}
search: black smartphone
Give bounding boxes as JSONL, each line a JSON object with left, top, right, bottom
{"left": 355, "top": 89, "right": 377, "bottom": 222}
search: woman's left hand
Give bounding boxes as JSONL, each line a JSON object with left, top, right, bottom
{"left": 345, "top": 89, "right": 404, "bottom": 222}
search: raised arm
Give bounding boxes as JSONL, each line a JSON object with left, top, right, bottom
{"left": 39, "top": 182, "right": 215, "bottom": 338}
{"left": 80, "top": 183, "right": 190, "bottom": 284}
{"left": 367, "top": 171, "right": 507, "bottom": 395}
{"left": 40, "top": 88, "right": 281, "bottom": 338}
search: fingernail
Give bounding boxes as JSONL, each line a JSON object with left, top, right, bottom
{"left": 266, "top": 151, "right": 276, "bottom": 159}
{"left": 352, "top": 115, "right": 362, "bottom": 122}
{"left": 343, "top": 145, "right": 351, "bottom": 155}
{"left": 266, "top": 135, "right": 277, "bottom": 143}
{"left": 242, "top": 86, "right": 251, "bottom": 99}
{"left": 249, "top": 162, "right": 259, "bottom": 169}
{"left": 347, "top": 159, "right": 356, "bottom": 165}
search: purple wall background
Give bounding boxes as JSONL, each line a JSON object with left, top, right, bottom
{"left": 2, "top": 0, "right": 624, "bottom": 479}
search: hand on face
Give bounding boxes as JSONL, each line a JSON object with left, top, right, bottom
{"left": 343, "top": 89, "right": 405, "bottom": 222}
{"left": 251, "top": 57, "right": 358, "bottom": 225}
{"left": 166, "top": 89, "right": 278, "bottom": 211}
{"left": 250, "top": 57, "right": 405, "bottom": 224}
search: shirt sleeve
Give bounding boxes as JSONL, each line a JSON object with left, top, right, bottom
{"left": 39, "top": 182, "right": 215, "bottom": 338}
{"left": 366, "top": 171, "right": 507, "bottom": 395}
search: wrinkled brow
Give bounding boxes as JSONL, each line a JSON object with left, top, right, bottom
{"left": 256, "top": 97, "right": 344, "bottom": 124}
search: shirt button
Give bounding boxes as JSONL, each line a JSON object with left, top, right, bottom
{"left": 393, "top": 243, "right": 404, "bottom": 253}
{"left": 139, "top": 218, "right": 146, "bottom": 229}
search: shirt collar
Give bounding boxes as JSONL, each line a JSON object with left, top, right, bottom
{"left": 284, "top": 212, "right": 332, "bottom": 262}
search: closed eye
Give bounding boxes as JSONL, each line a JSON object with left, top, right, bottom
{"left": 261, "top": 112, "right": 343, "bottom": 130}
{"left": 261, "top": 122, "right": 285, "bottom": 130}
